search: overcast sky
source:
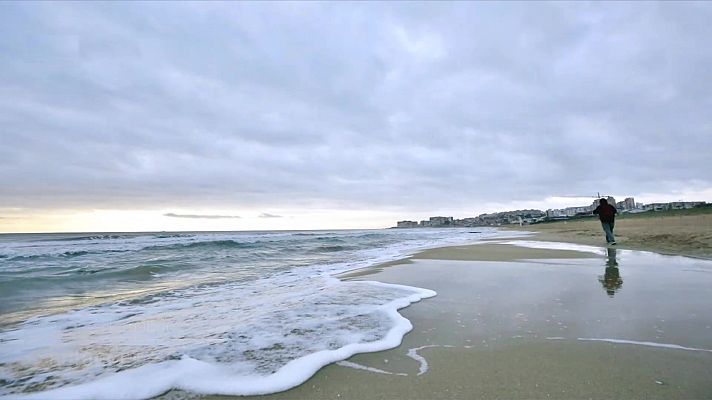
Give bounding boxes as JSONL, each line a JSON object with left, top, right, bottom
{"left": 1, "top": 2, "right": 711, "bottom": 232}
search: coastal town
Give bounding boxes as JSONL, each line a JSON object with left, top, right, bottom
{"left": 395, "top": 197, "right": 709, "bottom": 228}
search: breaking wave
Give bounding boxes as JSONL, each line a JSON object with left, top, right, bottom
{"left": 0, "top": 228, "right": 500, "bottom": 398}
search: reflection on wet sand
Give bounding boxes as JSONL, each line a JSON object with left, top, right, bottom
{"left": 599, "top": 248, "right": 622, "bottom": 297}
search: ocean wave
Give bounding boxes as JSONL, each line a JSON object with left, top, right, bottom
{"left": 144, "top": 240, "right": 257, "bottom": 251}
{"left": 46, "top": 234, "right": 135, "bottom": 242}
{"left": 64, "top": 261, "right": 191, "bottom": 281}
{"left": 5, "top": 249, "right": 130, "bottom": 262}
{"left": 5, "top": 251, "right": 88, "bottom": 261}
{"left": 0, "top": 228, "right": 498, "bottom": 399}
{"left": 100, "top": 264, "right": 166, "bottom": 280}
{"left": 0, "top": 278, "right": 435, "bottom": 398}
{"left": 314, "top": 236, "right": 346, "bottom": 242}
{"left": 0, "top": 262, "right": 168, "bottom": 285}
{"left": 152, "top": 233, "right": 196, "bottom": 239}
{"left": 70, "top": 264, "right": 160, "bottom": 277}
{"left": 62, "top": 250, "right": 90, "bottom": 257}
{"left": 310, "top": 245, "right": 357, "bottom": 253}
{"left": 353, "top": 233, "right": 388, "bottom": 240}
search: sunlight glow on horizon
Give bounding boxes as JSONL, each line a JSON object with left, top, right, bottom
{"left": 3, "top": 187, "right": 711, "bottom": 234}
{"left": 0, "top": 209, "right": 405, "bottom": 233}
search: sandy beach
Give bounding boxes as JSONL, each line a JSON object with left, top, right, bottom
{"left": 502, "top": 211, "right": 712, "bottom": 259}
{"left": 194, "top": 226, "right": 712, "bottom": 400}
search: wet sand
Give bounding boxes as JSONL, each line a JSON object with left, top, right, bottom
{"left": 201, "top": 240, "right": 712, "bottom": 400}
{"left": 410, "top": 242, "right": 594, "bottom": 261}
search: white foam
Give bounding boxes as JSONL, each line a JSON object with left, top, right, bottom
{"left": 577, "top": 338, "right": 712, "bottom": 353}
{"left": 495, "top": 240, "right": 605, "bottom": 256}
{"left": 2, "top": 228, "right": 499, "bottom": 398}
{"left": 336, "top": 361, "right": 407, "bottom": 376}
{"left": 405, "top": 345, "right": 455, "bottom": 376}
{"left": 0, "top": 279, "right": 435, "bottom": 398}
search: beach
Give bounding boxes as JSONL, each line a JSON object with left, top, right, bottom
{"left": 216, "top": 221, "right": 712, "bottom": 399}
{"left": 3, "top": 226, "right": 712, "bottom": 399}
{"left": 4, "top": 1, "right": 712, "bottom": 399}
{"left": 0, "top": 229, "right": 499, "bottom": 398}
{"left": 502, "top": 210, "right": 712, "bottom": 259}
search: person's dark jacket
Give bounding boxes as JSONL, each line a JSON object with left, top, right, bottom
{"left": 593, "top": 200, "right": 617, "bottom": 223}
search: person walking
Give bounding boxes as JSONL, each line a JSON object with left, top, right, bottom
{"left": 593, "top": 198, "right": 617, "bottom": 245}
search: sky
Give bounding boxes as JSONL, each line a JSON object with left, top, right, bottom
{"left": 1, "top": 2, "right": 711, "bottom": 232}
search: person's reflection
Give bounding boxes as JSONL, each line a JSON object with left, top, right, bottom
{"left": 599, "top": 248, "right": 622, "bottom": 297}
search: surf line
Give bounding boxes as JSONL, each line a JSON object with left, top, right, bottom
{"left": 577, "top": 338, "right": 712, "bottom": 353}
{"left": 336, "top": 361, "right": 407, "bottom": 376}
{"left": 406, "top": 345, "right": 456, "bottom": 376}
{"left": 337, "top": 344, "right": 457, "bottom": 377}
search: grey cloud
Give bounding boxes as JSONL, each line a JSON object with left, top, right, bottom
{"left": 1, "top": 2, "right": 711, "bottom": 215}
{"left": 164, "top": 213, "right": 241, "bottom": 219}
{"left": 259, "top": 213, "right": 283, "bottom": 219}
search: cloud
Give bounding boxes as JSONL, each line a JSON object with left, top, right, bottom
{"left": 258, "top": 213, "right": 283, "bottom": 219}
{"left": 0, "top": 2, "right": 711, "bottom": 220}
{"left": 163, "top": 213, "right": 241, "bottom": 219}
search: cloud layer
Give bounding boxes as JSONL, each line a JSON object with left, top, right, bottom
{"left": 163, "top": 213, "right": 241, "bottom": 219}
{"left": 259, "top": 213, "right": 282, "bottom": 219}
{"left": 1, "top": 2, "right": 710, "bottom": 217}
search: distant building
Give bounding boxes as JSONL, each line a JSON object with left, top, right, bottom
{"left": 624, "top": 197, "right": 636, "bottom": 210}
{"left": 670, "top": 201, "right": 705, "bottom": 209}
{"left": 643, "top": 203, "right": 670, "bottom": 211}
{"left": 428, "top": 216, "right": 454, "bottom": 227}
{"left": 453, "top": 217, "right": 480, "bottom": 227}
{"left": 564, "top": 206, "right": 590, "bottom": 217}
{"left": 475, "top": 209, "right": 545, "bottom": 225}
{"left": 393, "top": 197, "right": 709, "bottom": 229}
{"left": 615, "top": 197, "right": 636, "bottom": 211}
{"left": 637, "top": 201, "right": 706, "bottom": 212}
{"left": 477, "top": 213, "right": 500, "bottom": 225}
{"left": 547, "top": 209, "right": 566, "bottom": 218}
{"left": 396, "top": 221, "right": 419, "bottom": 228}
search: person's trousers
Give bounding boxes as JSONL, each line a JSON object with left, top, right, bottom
{"left": 601, "top": 221, "right": 615, "bottom": 243}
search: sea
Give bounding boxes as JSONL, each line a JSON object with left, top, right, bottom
{"left": 0, "top": 228, "right": 504, "bottom": 399}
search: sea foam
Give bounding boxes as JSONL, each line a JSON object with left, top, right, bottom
{"left": 1, "top": 278, "right": 434, "bottom": 399}
{"left": 1, "top": 228, "right": 505, "bottom": 398}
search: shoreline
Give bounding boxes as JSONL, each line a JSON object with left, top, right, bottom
{"left": 35, "top": 225, "right": 697, "bottom": 399}
{"left": 218, "top": 238, "right": 712, "bottom": 399}
{"left": 205, "top": 234, "right": 712, "bottom": 400}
